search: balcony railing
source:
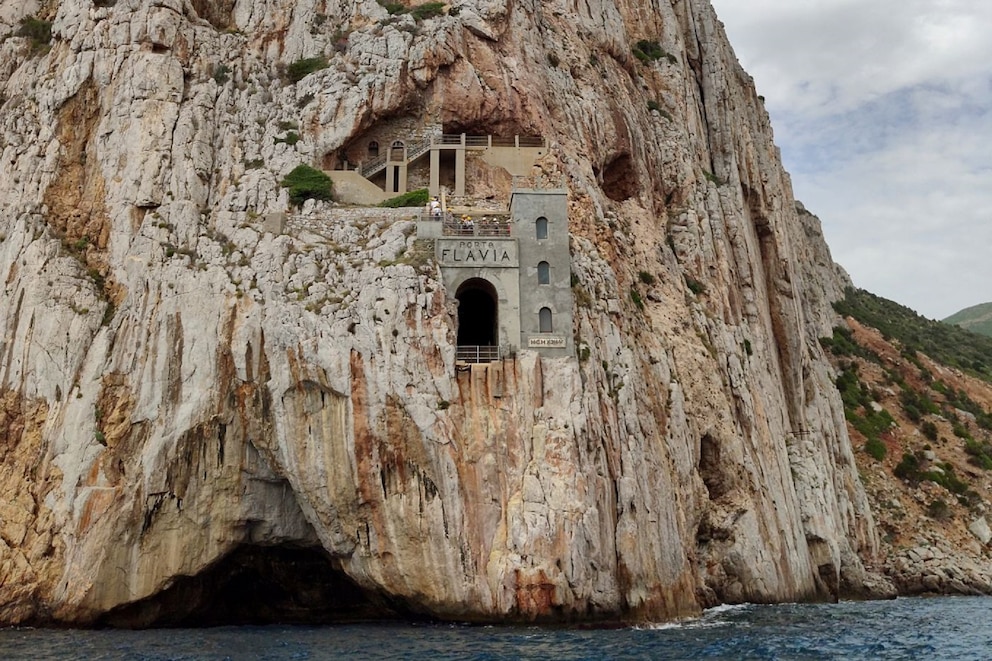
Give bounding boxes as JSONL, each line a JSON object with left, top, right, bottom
{"left": 359, "top": 134, "right": 547, "bottom": 179}
{"left": 441, "top": 219, "right": 511, "bottom": 237}
{"left": 456, "top": 345, "right": 502, "bottom": 363}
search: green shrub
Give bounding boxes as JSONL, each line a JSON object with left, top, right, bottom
{"left": 819, "top": 326, "right": 880, "bottom": 362}
{"left": 938, "top": 386, "right": 992, "bottom": 430}
{"left": 632, "top": 40, "right": 676, "bottom": 65}
{"left": 274, "top": 131, "right": 301, "bottom": 146}
{"left": 702, "top": 169, "right": 724, "bottom": 186}
{"left": 212, "top": 64, "right": 231, "bottom": 85}
{"left": 379, "top": 188, "right": 429, "bottom": 208}
{"left": 921, "top": 421, "right": 938, "bottom": 441}
{"left": 17, "top": 16, "right": 52, "bottom": 54}
{"left": 964, "top": 439, "right": 992, "bottom": 470}
{"left": 927, "top": 498, "right": 951, "bottom": 521}
{"left": 280, "top": 164, "right": 333, "bottom": 206}
{"left": 638, "top": 271, "right": 656, "bottom": 285}
{"left": 927, "top": 462, "right": 971, "bottom": 497}
{"left": 379, "top": 1, "right": 406, "bottom": 14}
{"left": 899, "top": 387, "right": 939, "bottom": 422}
{"left": 952, "top": 422, "right": 972, "bottom": 440}
{"left": 630, "top": 288, "right": 644, "bottom": 311}
{"left": 411, "top": 2, "right": 446, "bottom": 20}
{"left": 647, "top": 100, "right": 661, "bottom": 112}
{"left": 894, "top": 452, "right": 920, "bottom": 483}
{"left": 864, "top": 437, "right": 886, "bottom": 461}
{"left": 286, "top": 56, "right": 329, "bottom": 83}
{"left": 863, "top": 437, "right": 886, "bottom": 460}
{"left": 685, "top": 277, "right": 706, "bottom": 296}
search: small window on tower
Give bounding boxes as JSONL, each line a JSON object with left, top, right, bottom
{"left": 539, "top": 307, "right": 553, "bottom": 333}
{"left": 538, "top": 261, "right": 550, "bottom": 285}
{"left": 536, "top": 217, "right": 548, "bottom": 240}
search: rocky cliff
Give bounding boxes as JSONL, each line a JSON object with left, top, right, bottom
{"left": 0, "top": 0, "right": 888, "bottom": 625}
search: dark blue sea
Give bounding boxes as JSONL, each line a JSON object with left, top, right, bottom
{"left": 2, "top": 597, "right": 990, "bottom": 660}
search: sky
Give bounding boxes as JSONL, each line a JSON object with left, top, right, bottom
{"left": 708, "top": 0, "right": 992, "bottom": 320}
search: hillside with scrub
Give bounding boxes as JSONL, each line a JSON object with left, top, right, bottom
{"left": 825, "top": 288, "right": 992, "bottom": 593}
{"left": 944, "top": 302, "right": 992, "bottom": 339}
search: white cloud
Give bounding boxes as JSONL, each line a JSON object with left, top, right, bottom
{"left": 711, "top": 0, "right": 992, "bottom": 319}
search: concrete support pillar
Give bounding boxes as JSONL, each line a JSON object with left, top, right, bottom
{"left": 397, "top": 163, "right": 408, "bottom": 194}
{"left": 386, "top": 165, "right": 397, "bottom": 194}
{"left": 455, "top": 147, "right": 466, "bottom": 196}
{"left": 429, "top": 148, "right": 440, "bottom": 196}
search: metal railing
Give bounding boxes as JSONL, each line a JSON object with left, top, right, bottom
{"left": 440, "top": 219, "right": 512, "bottom": 236}
{"left": 360, "top": 134, "right": 547, "bottom": 180}
{"left": 511, "top": 174, "right": 567, "bottom": 190}
{"left": 456, "top": 345, "right": 502, "bottom": 363}
{"left": 360, "top": 153, "right": 387, "bottom": 178}
{"left": 406, "top": 136, "right": 432, "bottom": 162}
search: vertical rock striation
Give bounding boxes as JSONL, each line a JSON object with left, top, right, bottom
{"left": 0, "top": 0, "right": 886, "bottom": 624}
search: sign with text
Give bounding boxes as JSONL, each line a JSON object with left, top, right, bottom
{"left": 528, "top": 336, "right": 566, "bottom": 348}
{"left": 437, "top": 239, "right": 518, "bottom": 268}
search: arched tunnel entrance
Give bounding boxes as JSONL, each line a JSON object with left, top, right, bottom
{"left": 455, "top": 278, "right": 498, "bottom": 347}
{"left": 96, "top": 546, "right": 412, "bottom": 627}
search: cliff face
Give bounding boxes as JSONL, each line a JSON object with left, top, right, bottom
{"left": 0, "top": 0, "right": 885, "bottom": 625}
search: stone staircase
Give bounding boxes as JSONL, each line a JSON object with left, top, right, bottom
{"left": 360, "top": 136, "right": 433, "bottom": 178}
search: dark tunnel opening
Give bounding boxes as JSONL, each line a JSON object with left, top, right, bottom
{"left": 455, "top": 279, "right": 498, "bottom": 346}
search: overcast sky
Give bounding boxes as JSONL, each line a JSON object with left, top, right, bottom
{"left": 708, "top": 0, "right": 992, "bottom": 320}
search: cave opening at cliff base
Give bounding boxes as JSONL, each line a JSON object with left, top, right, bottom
{"left": 96, "top": 545, "right": 414, "bottom": 628}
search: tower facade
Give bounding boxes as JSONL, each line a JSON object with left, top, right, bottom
{"left": 425, "top": 186, "right": 574, "bottom": 361}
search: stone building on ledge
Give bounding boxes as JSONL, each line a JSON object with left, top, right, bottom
{"left": 418, "top": 181, "right": 574, "bottom": 362}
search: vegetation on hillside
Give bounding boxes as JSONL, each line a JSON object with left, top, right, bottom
{"left": 379, "top": 188, "right": 429, "bottom": 208}
{"left": 944, "top": 302, "right": 992, "bottom": 338}
{"left": 376, "top": 1, "right": 446, "bottom": 20}
{"left": 834, "top": 287, "right": 992, "bottom": 383}
{"left": 286, "top": 56, "right": 329, "bottom": 83}
{"left": 280, "top": 165, "right": 333, "bottom": 206}
{"left": 821, "top": 288, "right": 992, "bottom": 535}
{"left": 17, "top": 16, "right": 52, "bottom": 54}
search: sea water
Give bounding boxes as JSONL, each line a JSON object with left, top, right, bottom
{"left": 2, "top": 596, "right": 991, "bottom": 660}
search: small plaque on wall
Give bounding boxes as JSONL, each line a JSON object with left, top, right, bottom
{"left": 528, "top": 336, "right": 566, "bottom": 348}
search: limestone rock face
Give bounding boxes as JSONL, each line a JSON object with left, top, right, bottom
{"left": 0, "top": 0, "right": 883, "bottom": 624}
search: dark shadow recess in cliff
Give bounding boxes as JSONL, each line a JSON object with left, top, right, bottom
{"left": 96, "top": 546, "right": 415, "bottom": 628}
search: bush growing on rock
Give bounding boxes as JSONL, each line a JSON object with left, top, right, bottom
{"left": 632, "top": 40, "right": 677, "bottom": 64}
{"left": 927, "top": 498, "right": 951, "bottom": 521}
{"left": 411, "top": 2, "right": 446, "bottom": 20}
{"left": 17, "top": 16, "right": 52, "bottom": 54}
{"left": 865, "top": 437, "right": 887, "bottom": 461}
{"left": 286, "top": 56, "right": 329, "bottom": 83}
{"left": 280, "top": 165, "right": 333, "bottom": 206}
{"left": 380, "top": 188, "right": 429, "bottom": 208}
